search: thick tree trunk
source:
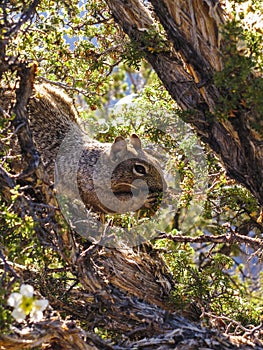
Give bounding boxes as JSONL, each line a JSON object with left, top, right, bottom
{"left": 1, "top": 1, "right": 263, "bottom": 349}
{"left": 1, "top": 75, "right": 262, "bottom": 349}
{"left": 1, "top": 315, "right": 263, "bottom": 350}
{"left": 106, "top": 0, "right": 263, "bottom": 205}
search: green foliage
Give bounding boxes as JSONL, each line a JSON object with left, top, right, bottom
{"left": 0, "top": 198, "right": 36, "bottom": 263}
{"left": 122, "top": 25, "right": 168, "bottom": 69}
{"left": 1, "top": 0, "right": 130, "bottom": 108}
{"left": 214, "top": 3, "right": 263, "bottom": 132}
{"left": 156, "top": 240, "right": 262, "bottom": 328}
{"left": 0, "top": 199, "right": 33, "bottom": 331}
{"left": 0, "top": 192, "right": 70, "bottom": 331}
{"left": 1, "top": 0, "right": 263, "bottom": 340}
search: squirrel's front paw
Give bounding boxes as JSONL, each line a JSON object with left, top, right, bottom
{"left": 143, "top": 192, "right": 162, "bottom": 209}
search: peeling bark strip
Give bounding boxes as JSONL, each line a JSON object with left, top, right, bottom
{"left": 106, "top": 0, "right": 263, "bottom": 205}
{"left": 151, "top": 0, "right": 225, "bottom": 72}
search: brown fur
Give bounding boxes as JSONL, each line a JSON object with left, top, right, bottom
{"left": 1, "top": 83, "right": 166, "bottom": 214}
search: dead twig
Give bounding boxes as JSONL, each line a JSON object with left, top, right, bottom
{"left": 156, "top": 227, "right": 263, "bottom": 252}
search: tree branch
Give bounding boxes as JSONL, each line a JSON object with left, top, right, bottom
{"left": 156, "top": 228, "right": 263, "bottom": 252}
{"left": 12, "top": 62, "right": 39, "bottom": 179}
{"left": 6, "top": 0, "right": 41, "bottom": 39}
{"left": 0, "top": 315, "right": 262, "bottom": 350}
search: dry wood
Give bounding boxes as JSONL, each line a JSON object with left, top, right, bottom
{"left": 1, "top": 1, "right": 263, "bottom": 349}
{"left": 0, "top": 316, "right": 262, "bottom": 350}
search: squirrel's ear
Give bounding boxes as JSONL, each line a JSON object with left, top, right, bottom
{"left": 110, "top": 136, "right": 127, "bottom": 161}
{"left": 130, "top": 134, "right": 142, "bottom": 150}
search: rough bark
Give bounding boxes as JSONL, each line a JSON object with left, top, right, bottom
{"left": 1, "top": 1, "right": 263, "bottom": 349}
{"left": 1, "top": 313, "right": 263, "bottom": 350}
{"left": 1, "top": 71, "right": 262, "bottom": 349}
{"left": 106, "top": 0, "right": 263, "bottom": 205}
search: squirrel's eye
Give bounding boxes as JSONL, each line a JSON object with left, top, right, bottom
{"left": 133, "top": 163, "right": 147, "bottom": 176}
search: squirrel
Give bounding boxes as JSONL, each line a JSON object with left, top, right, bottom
{"left": 1, "top": 83, "right": 167, "bottom": 215}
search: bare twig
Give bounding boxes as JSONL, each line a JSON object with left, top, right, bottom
{"left": 156, "top": 228, "right": 263, "bottom": 252}
{"left": 6, "top": 0, "right": 40, "bottom": 39}
{"left": 201, "top": 309, "right": 263, "bottom": 343}
{"left": 0, "top": 105, "right": 12, "bottom": 118}
{"left": 37, "top": 76, "right": 94, "bottom": 97}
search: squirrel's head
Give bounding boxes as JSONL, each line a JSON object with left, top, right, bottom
{"left": 78, "top": 134, "right": 167, "bottom": 215}
{"left": 108, "top": 134, "right": 167, "bottom": 215}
